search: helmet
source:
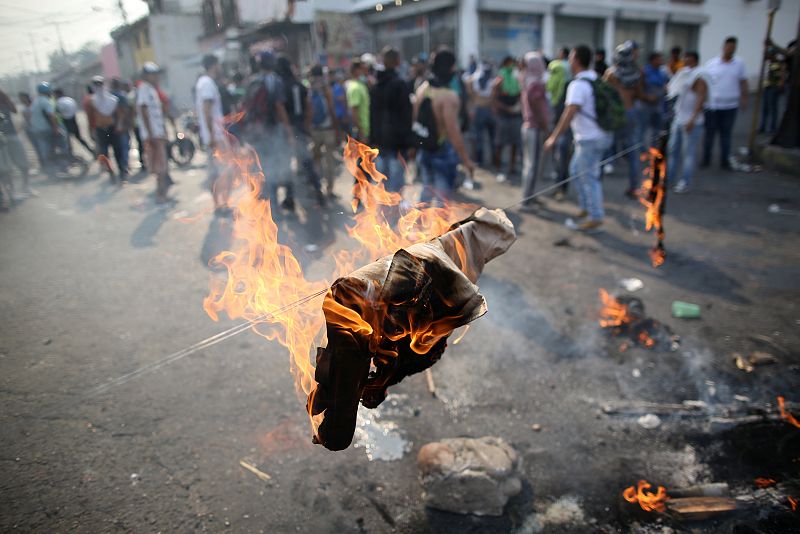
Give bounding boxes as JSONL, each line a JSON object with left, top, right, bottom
{"left": 36, "top": 82, "right": 52, "bottom": 95}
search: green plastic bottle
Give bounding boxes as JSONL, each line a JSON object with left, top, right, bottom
{"left": 672, "top": 301, "right": 701, "bottom": 318}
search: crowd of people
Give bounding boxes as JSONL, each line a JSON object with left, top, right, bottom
{"left": 1, "top": 34, "right": 795, "bottom": 233}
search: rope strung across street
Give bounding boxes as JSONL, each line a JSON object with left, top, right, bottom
{"left": 79, "top": 135, "right": 661, "bottom": 400}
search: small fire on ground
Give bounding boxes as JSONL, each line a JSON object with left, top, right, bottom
{"left": 598, "top": 289, "right": 679, "bottom": 352}
{"left": 623, "top": 479, "right": 669, "bottom": 513}
{"left": 778, "top": 396, "right": 800, "bottom": 429}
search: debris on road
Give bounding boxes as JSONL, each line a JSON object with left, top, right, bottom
{"left": 618, "top": 277, "right": 644, "bottom": 292}
{"left": 637, "top": 413, "right": 662, "bottom": 429}
{"left": 417, "top": 436, "right": 522, "bottom": 516}
{"left": 671, "top": 300, "right": 701, "bottom": 319}
{"left": 239, "top": 460, "right": 271, "bottom": 482}
{"left": 599, "top": 290, "right": 680, "bottom": 351}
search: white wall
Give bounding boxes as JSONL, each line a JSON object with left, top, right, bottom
{"left": 700, "top": 0, "right": 799, "bottom": 85}
{"left": 149, "top": 14, "right": 205, "bottom": 111}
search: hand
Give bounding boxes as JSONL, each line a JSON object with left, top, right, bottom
{"left": 463, "top": 159, "right": 476, "bottom": 178}
{"left": 543, "top": 135, "right": 557, "bottom": 152}
{"left": 685, "top": 118, "right": 695, "bottom": 133}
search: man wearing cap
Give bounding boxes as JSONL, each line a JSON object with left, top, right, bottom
{"left": 29, "top": 82, "right": 64, "bottom": 172}
{"left": 137, "top": 62, "right": 169, "bottom": 202}
{"left": 195, "top": 53, "right": 230, "bottom": 214}
{"left": 86, "top": 75, "right": 127, "bottom": 181}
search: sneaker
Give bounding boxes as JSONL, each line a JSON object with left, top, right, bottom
{"left": 462, "top": 178, "right": 475, "bottom": 191}
{"left": 553, "top": 190, "right": 565, "bottom": 201}
{"left": 603, "top": 164, "right": 615, "bottom": 175}
{"left": 577, "top": 209, "right": 588, "bottom": 218}
{"left": 572, "top": 219, "right": 603, "bottom": 233}
{"left": 673, "top": 180, "right": 690, "bottom": 194}
{"left": 496, "top": 173, "right": 507, "bottom": 183}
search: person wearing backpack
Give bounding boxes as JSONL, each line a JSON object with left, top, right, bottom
{"left": 370, "top": 46, "right": 412, "bottom": 193}
{"left": 544, "top": 45, "right": 613, "bottom": 233}
{"left": 412, "top": 48, "right": 475, "bottom": 206}
{"left": 241, "top": 51, "right": 294, "bottom": 211}
{"left": 308, "top": 64, "right": 340, "bottom": 199}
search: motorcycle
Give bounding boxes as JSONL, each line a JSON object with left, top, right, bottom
{"left": 168, "top": 112, "right": 199, "bottom": 167}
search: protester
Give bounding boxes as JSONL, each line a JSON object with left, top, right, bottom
{"left": 545, "top": 44, "right": 611, "bottom": 233}
{"left": 519, "top": 52, "right": 550, "bottom": 209}
{"left": 667, "top": 51, "right": 708, "bottom": 194}
{"left": 29, "top": 82, "right": 65, "bottom": 172}
{"left": 278, "top": 55, "right": 325, "bottom": 208}
{"left": 641, "top": 52, "right": 668, "bottom": 149}
{"left": 127, "top": 82, "right": 145, "bottom": 171}
{"left": 492, "top": 55, "right": 522, "bottom": 182}
{"left": 54, "top": 88, "right": 94, "bottom": 157}
{"left": 594, "top": 49, "right": 608, "bottom": 78}
{"left": 546, "top": 48, "right": 572, "bottom": 199}
{"left": 702, "top": 36, "right": 747, "bottom": 170}
{"left": 195, "top": 53, "right": 231, "bottom": 214}
{"left": 759, "top": 47, "right": 785, "bottom": 134}
{"left": 347, "top": 60, "right": 370, "bottom": 143}
{"left": 330, "top": 70, "right": 350, "bottom": 138}
{"left": 110, "top": 78, "right": 132, "bottom": 176}
{"left": 370, "top": 46, "right": 413, "bottom": 193}
{"left": 410, "top": 55, "right": 429, "bottom": 92}
{"left": 18, "top": 92, "right": 43, "bottom": 168}
{"left": 136, "top": 63, "right": 169, "bottom": 201}
{"left": 466, "top": 60, "right": 496, "bottom": 169}
{"left": 0, "top": 89, "right": 31, "bottom": 196}
{"left": 413, "top": 48, "right": 475, "bottom": 205}
{"left": 308, "top": 64, "right": 341, "bottom": 198}
{"left": 240, "top": 51, "right": 294, "bottom": 211}
{"left": 604, "top": 40, "right": 645, "bottom": 198}
{"left": 667, "top": 46, "right": 684, "bottom": 77}
{"left": 86, "top": 75, "right": 126, "bottom": 181}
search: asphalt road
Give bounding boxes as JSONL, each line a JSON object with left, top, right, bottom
{"left": 2, "top": 128, "right": 799, "bottom": 533}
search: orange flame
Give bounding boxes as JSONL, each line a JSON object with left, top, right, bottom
{"left": 755, "top": 477, "right": 777, "bottom": 488}
{"left": 204, "top": 137, "right": 474, "bottom": 438}
{"left": 623, "top": 479, "right": 669, "bottom": 513}
{"left": 778, "top": 396, "right": 800, "bottom": 429}
{"left": 790, "top": 495, "right": 798, "bottom": 512}
{"left": 639, "top": 148, "right": 666, "bottom": 268}
{"left": 599, "top": 289, "right": 632, "bottom": 328}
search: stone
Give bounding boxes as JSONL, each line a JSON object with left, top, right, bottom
{"left": 417, "top": 436, "right": 523, "bottom": 516}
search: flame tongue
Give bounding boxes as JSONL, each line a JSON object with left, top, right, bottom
{"left": 623, "top": 479, "right": 669, "bottom": 513}
{"left": 778, "top": 396, "right": 800, "bottom": 429}
{"left": 639, "top": 147, "right": 667, "bottom": 268}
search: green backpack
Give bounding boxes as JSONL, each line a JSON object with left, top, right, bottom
{"left": 578, "top": 78, "right": 627, "bottom": 132}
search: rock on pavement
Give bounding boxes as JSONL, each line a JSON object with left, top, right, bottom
{"left": 417, "top": 436, "right": 523, "bottom": 516}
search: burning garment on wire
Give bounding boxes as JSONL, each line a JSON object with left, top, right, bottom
{"left": 308, "top": 208, "right": 516, "bottom": 450}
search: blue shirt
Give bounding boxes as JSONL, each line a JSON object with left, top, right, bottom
{"left": 331, "top": 82, "right": 347, "bottom": 120}
{"left": 30, "top": 96, "right": 55, "bottom": 133}
{"left": 643, "top": 64, "right": 668, "bottom": 106}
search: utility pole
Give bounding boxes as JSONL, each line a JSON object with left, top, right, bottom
{"left": 53, "top": 22, "right": 67, "bottom": 56}
{"left": 747, "top": 2, "right": 778, "bottom": 158}
{"left": 117, "top": 0, "right": 129, "bottom": 25}
{"left": 28, "top": 32, "right": 42, "bottom": 73}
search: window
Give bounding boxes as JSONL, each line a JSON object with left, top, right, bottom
{"left": 614, "top": 20, "right": 656, "bottom": 54}
{"left": 664, "top": 23, "right": 699, "bottom": 54}
{"left": 221, "top": 0, "right": 238, "bottom": 28}
{"left": 203, "top": 0, "right": 218, "bottom": 35}
{"left": 554, "top": 16, "right": 604, "bottom": 53}
{"left": 480, "top": 12, "right": 542, "bottom": 63}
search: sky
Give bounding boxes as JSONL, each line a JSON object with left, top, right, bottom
{"left": 0, "top": 0, "right": 149, "bottom": 77}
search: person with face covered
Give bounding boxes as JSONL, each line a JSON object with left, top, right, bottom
{"left": 519, "top": 52, "right": 550, "bottom": 209}
{"left": 413, "top": 48, "right": 475, "bottom": 205}
{"left": 604, "top": 41, "right": 646, "bottom": 198}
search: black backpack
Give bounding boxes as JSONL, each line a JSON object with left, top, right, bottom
{"left": 412, "top": 96, "right": 440, "bottom": 152}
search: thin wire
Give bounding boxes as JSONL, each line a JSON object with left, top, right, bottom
{"left": 75, "top": 134, "right": 664, "bottom": 400}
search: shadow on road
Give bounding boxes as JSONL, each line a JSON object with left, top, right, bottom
{"left": 130, "top": 207, "right": 170, "bottom": 248}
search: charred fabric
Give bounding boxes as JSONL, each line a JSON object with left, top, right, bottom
{"left": 307, "top": 208, "right": 516, "bottom": 451}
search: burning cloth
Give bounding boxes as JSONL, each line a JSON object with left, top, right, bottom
{"left": 308, "top": 208, "right": 516, "bottom": 450}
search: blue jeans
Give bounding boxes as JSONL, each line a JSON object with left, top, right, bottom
{"left": 471, "top": 105, "right": 495, "bottom": 166}
{"left": 570, "top": 136, "right": 611, "bottom": 222}
{"left": 760, "top": 86, "right": 780, "bottom": 133}
{"left": 374, "top": 149, "right": 406, "bottom": 192}
{"left": 418, "top": 142, "right": 459, "bottom": 206}
{"left": 668, "top": 122, "right": 703, "bottom": 186}
{"left": 640, "top": 104, "right": 664, "bottom": 150}
{"left": 619, "top": 107, "right": 642, "bottom": 190}
{"left": 553, "top": 127, "right": 573, "bottom": 193}
{"left": 702, "top": 108, "right": 737, "bottom": 167}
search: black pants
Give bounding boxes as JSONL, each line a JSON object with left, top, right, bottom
{"left": 702, "top": 108, "right": 738, "bottom": 168}
{"left": 64, "top": 117, "right": 94, "bottom": 155}
{"left": 95, "top": 126, "right": 126, "bottom": 176}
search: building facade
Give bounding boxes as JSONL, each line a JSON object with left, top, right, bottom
{"left": 348, "top": 0, "right": 799, "bottom": 83}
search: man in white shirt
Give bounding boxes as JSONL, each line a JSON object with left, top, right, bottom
{"left": 702, "top": 36, "right": 747, "bottom": 170}
{"left": 136, "top": 62, "right": 169, "bottom": 202}
{"left": 195, "top": 54, "right": 229, "bottom": 214}
{"left": 667, "top": 51, "right": 708, "bottom": 193}
{"left": 544, "top": 44, "right": 612, "bottom": 232}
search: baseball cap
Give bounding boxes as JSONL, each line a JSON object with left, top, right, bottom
{"left": 142, "top": 62, "right": 161, "bottom": 74}
{"left": 91, "top": 75, "right": 105, "bottom": 84}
